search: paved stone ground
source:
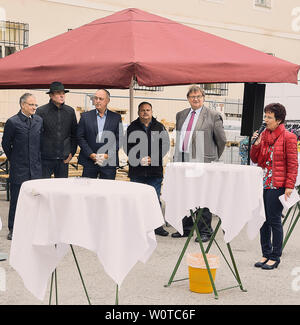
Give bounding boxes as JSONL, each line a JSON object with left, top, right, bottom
{"left": 0, "top": 191, "right": 300, "bottom": 306}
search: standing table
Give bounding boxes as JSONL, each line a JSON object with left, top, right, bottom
{"left": 0, "top": 216, "right": 8, "bottom": 261}
{"left": 282, "top": 153, "right": 300, "bottom": 250}
{"left": 161, "top": 162, "right": 266, "bottom": 298}
{"left": 9, "top": 178, "right": 164, "bottom": 304}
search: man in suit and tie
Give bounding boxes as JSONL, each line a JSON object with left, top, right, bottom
{"left": 172, "top": 85, "right": 227, "bottom": 242}
{"left": 2, "top": 93, "right": 43, "bottom": 240}
{"left": 77, "top": 89, "right": 123, "bottom": 179}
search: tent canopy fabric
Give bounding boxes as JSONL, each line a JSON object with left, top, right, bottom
{"left": 0, "top": 8, "right": 299, "bottom": 89}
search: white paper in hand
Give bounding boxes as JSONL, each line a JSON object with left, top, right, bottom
{"left": 279, "top": 189, "right": 300, "bottom": 210}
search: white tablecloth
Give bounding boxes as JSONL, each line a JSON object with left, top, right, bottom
{"left": 161, "top": 162, "right": 266, "bottom": 243}
{"left": 9, "top": 178, "right": 164, "bottom": 300}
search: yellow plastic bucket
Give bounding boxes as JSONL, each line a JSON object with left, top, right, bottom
{"left": 187, "top": 253, "right": 219, "bottom": 294}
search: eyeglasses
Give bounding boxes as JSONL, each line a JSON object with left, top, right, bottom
{"left": 188, "top": 95, "right": 203, "bottom": 100}
{"left": 93, "top": 96, "right": 106, "bottom": 101}
{"left": 25, "top": 103, "right": 38, "bottom": 107}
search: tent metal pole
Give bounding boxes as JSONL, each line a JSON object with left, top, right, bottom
{"left": 129, "top": 77, "right": 134, "bottom": 122}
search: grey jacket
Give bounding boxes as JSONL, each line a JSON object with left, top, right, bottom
{"left": 173, "top": 106, "right": 226, "bottom": 163}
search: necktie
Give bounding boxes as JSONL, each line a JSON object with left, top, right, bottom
{"left": 182, "top": 110, "right": 196, "bottom": 152}
{"left": 26, "top": 117, "right": 32, "bottom": 128}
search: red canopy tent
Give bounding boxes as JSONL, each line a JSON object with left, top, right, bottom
{"left": 0, "top": 8, "right": 299, "bottom": 118}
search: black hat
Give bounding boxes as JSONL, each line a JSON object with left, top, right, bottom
{"left": 46, "top": 81, "right": 69, "bottom": 94}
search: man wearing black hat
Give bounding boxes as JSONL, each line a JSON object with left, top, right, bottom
{"left": 36, "top": 81, "right": 77, "bottom": 178}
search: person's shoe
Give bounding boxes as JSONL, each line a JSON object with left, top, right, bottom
{"left": 254, "top": 258, "right": 269, "bottom": 268}
{"left": 7, "top": 230, "right": 13, "bottom": 240}
{"left": 171, "top": 231, "right": 189, "bottom": 238}
{"left": 195, "top": 234, "right": 211, "bottom": 243}
{"left": 155, "top": 227, "right": 169, "bottom": 237}
{"left": 261, "top": 259, "right": 280, "bottom": 270}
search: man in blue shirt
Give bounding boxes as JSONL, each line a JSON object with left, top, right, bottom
{"left": 77, "top": 89, "right": 123, "bottom": 179}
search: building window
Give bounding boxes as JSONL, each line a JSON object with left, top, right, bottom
{"left": 203, "top": 0, "right": 224, "bottom": 3}
{"left": 133, "top": 80, "right": 164, "bottom": 92}
{"left": 199, "top": 83, "right": 228, "bottom": 96}
{"left": 254, "top": 0, "right": 272, "bottom": 9}
{"left": 0, "top": 20, "right": 29, "bottom": 58}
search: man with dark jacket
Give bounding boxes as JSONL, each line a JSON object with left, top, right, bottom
{"left": 77, "top": 89, "right": 122, "bottom": 179}
{"left": 125, "top": 102, "right": 170, "bottom": 236}
{"left": 2, "top": 93, "right": 43, "bottom": 240}
{"left": 36, "top": 81, "right": 77, "bottom": 178}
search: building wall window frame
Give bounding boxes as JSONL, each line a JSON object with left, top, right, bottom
{"left": 254, "top": 0, "right": 272, "bottom": 10}
{"left": 202, "top": 0, "right": 224, "bottom": 3}
{"left": 0, "top": 20, "right": 29, "bottom": 58}
{"left": 133, "top": 80, "right": 164, "bottom": 92}
{"left": 199, "top": 83, "right": 228, "bottom": 96}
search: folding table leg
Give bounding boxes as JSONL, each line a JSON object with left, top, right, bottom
{"left": 115, "top": 285, "right": 119, "bottom": 305}
{"left": 49, "top": 245, "right": 92, "bottom": 305}
{"left": 165, "top": 208, "right": 247, "bottom": 298}
{"left": 194, "top": 215, "right": 218, "bottom": 300}
{"left": 282, "top": 205, "right": 294, "bottom": 227}
{"left": 70, "top": 244, "right": 91, "bottom": 305}
{"left": 205, "top": 219, "right": 222, "bottom": 254}
{"left": 49, "top": 272, "right": 54, "bottom": 305}
{"left": 226, "top": 243, "right": 247, "bottom": 292}
{"left": 49, "top": 269, "right": 58, "bottom": 305}
{"left": 164, "top": 209, "right": 200, "bottom": 287}
{"left": 54, "top": 269, "right": 58, "bottom": 304}
{"left": 282, "top": 208, "right": 300, "bottom": 251}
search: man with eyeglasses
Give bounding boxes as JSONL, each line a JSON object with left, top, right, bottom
{"left": 36, "top": 81, "right": 77, "bottom": 178}
{"left": 2, "top": 93, "right": 43, "bottom": 240}
{"left": 77, "top": 89, "right": 123, "bottom": 179}
{"left": 172, "top": 85, "right": 226, "bottom": 242}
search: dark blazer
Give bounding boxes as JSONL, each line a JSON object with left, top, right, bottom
{"left": 1, "top": 111, "right": 43, "bottom": 184}
{"left": 36, "top": 100, "right": 77, "bottom": 160}
{"left": 77, "top": 109, "right": 123, "bottom": 168}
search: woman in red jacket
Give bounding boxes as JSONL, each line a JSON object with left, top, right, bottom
{"left": 250, "top": 103, "right": 298, "bottom": 270}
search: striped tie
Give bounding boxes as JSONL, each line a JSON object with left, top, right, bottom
{"left": 182, "top": 110, "right": 196, "bottom": 152}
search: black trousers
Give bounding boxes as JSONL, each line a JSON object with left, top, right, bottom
{"left": 42, "top": 159, "right": 69, "bottom": 178}
{"left": 8, "top": 183, "right": 22, "bottom": 231}
{"left": 260, "top": 188, "right": 285, "bottom": 261}
{"left": 182, "top": 207, "right": 213, "bottom": 236}
{"left": 82, "top": 166, "right": 116, "bottom": 180}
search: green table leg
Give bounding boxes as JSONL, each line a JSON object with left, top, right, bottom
{"left": 115, "top": 285, "right": 119, "bottom": 305}
{"left": 226, "top": 243, "right": 247, "bottom": 292}
{"left": 164, "top": 209, "right": 200, "bottom": 287}
{"left": 49, "top": 272, "right": 54, "bottom": 305}
{"left": 49, "top": 269, "right": 58, "bottom": 305}
{"left": 282, "top": 205, "right": 293, "bottom": 227}
{"left": 70, "top": 245, "right": 91, "bottom": 305}
{"left": 205, "top": 219, "right": 222, "bottom": 254}
{"left": 282, "top": 207, "right": 300, "bottom": 251}
{"left": 49, "top": 245, "right": 92, "bottom": 305}
{"left": 165, "top": 208, "right": 247, "bottom": 297}
{"left": 54, "top": 269, "right": 58, "bottom": 305}
{"left": 194, "top": 210, "right": 218, "bottom": 299}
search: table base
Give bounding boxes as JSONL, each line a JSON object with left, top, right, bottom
{"left": 282, "top": 202, "right": 300, "bottom": 251}
{"left": 49, "top": 244, "right": 93, "bottom": 305}
{"left": 165, "top": 208, "right": 247, "bottom": 299}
